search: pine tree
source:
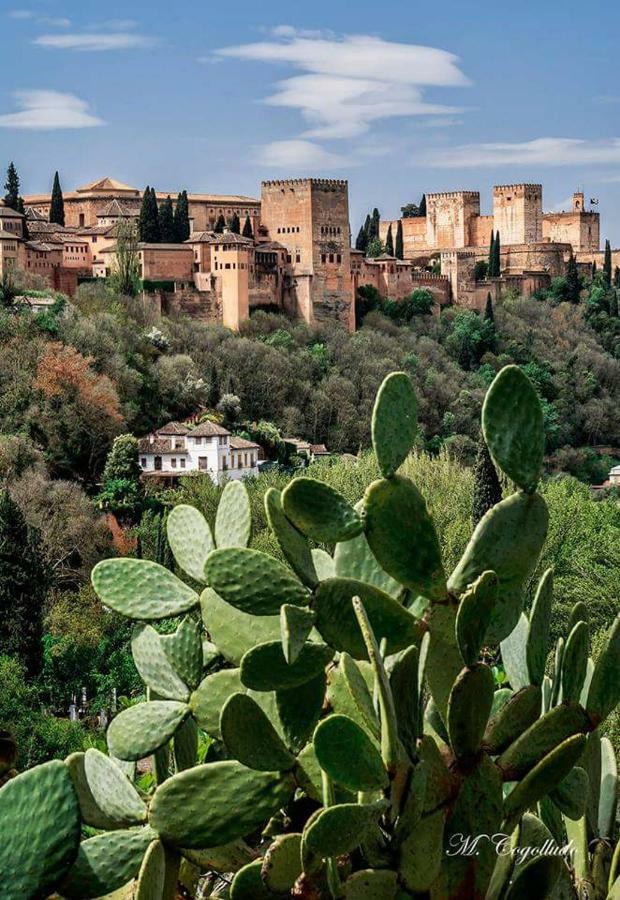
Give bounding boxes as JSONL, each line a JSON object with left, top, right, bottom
{"left": 49, "top": 171, "right": 65, "bottom": 226}
{"left": 355, "top": 225, "right": 367, "bottom": 253}
{"left": 472, "top": 440, "right": 502, "bottom": 526}
{"left": 614, "top": 266, "right": 620, "bottom": 289}
{"left": 0, "top": 490, "right": 48, "bottom": 676}
{"left": 488, "top": 231, "right": 496, "bottom": 277}
{"left": 493, "top": 231, "right": 501, "bottom": 277}
{"left": 385, "top": 224, "right": 394, "bottom": 256}
{"left": 609, "top": 290, "right": 618, "bottom": 317}
{"left": 3, "top": 162, "right": 20, "bottom": 209}
{"left": 158, "top": 196, "right": 175, "bottom": 242}
{"left": 592, "top": 260, "right": 597, "bottom": 278}
{"left": 395, "top": 220, "right": 404, "bottom": 259}
{"left": 484, "top": 292, "right": 494, "bottom": 322}
{"left": 173, "top": 191, "right": 191, "bottom": 242}
{"left": 242, "top": 215, "right": 253, "bottom": 239}
{"left": 214, "top": 214, "right": 226, "bottom": 234}
{"left": 603, "top": 239, "right": 612, "bottom": 287}
{"left": 138, "top": 186, "right": 161, "bottom": 243}
{"left": 229, "top": 212, "right": 240, "bottom": 234}
{"left": 566, "top": 251, "right": 581, "bottom": 304}
{"left": 418, "top": 194, "right": 426, "bottom": 217}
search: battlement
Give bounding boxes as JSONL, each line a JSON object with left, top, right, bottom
{"left": 493, "top": 183, "right": 542, "bottom": 193}
{"left": 262, "top": 179, "right": 348, "bottom": 189}
{"left": 426, "top": 191, "right": 480, "bottom": 200}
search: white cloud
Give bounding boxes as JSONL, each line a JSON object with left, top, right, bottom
{"left": 8, "top": 8, "right": 34, "bottom": 18}
{"left": 257, "top": 139, "right": 349, "bottom": 169}
{"left": 0, "top": 90, "right": 104, "bottom": 129}
{"left": 34, "top": 32, "right": 157, "bottom": 51}
{"left": 39, "top": 17, "right": 72, "bottom": 28}
{"left": 423, "top": 137, "right": 620, "bottom": 168}
{"left": 216, "top": 31, "right": 469, "bottom": 143}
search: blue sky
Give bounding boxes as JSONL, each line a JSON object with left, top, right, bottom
{"left": 2, "top": 0, "right": 620, "bottom": 240}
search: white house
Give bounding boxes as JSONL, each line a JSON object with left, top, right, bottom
{"left": 609, "top": 465, "right": 620, "bottom": 486}
{"left": 138, "top": 420, "right": 260, "bottom": 483}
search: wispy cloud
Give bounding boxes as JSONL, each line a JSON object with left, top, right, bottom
{"left": 422, "top": 137, "right": 620, "bottom": 168}
{"left": 0, "top": 90, "right": 104, "bottom": 129}
{"left": 39, "top": 17, "right": 72, "bottom": 28}
{"left": 8, "top": 9, "right": 34, "bottom": 18}
{"left": 34, "top": 32, "right": 157, "bottom": 51}
{"left": 216, "top": 31, "right": 469, "bottom": 142}
{"left": 257, "top": 139, "right": 349, "bottom": 169}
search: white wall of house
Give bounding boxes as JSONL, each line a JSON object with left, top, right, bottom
{"left": 139, "top": 433, "right": 258, "bottom": 483}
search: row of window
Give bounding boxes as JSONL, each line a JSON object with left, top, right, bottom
{"left": 65, "top": 245, "right": 88, "bottom": 253}
{"left": 141, "top": 453, "right": 257, "bottom": 469}
{"left": 320, "top": 226, "right": 342, "bottom": 235}
{"left": 321, "top": 253, "right": 342, "bottom": 264}
{"left": 213, "top": 261, "right": 247, "bottom": 270}
{"left": 277, "top": 226, "right": 301, "bottom": 234}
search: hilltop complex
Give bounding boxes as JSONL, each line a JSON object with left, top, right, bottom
{"left": 0, "top": 175, "right": 612, "bottom": 331}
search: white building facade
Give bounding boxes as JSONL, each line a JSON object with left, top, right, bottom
{"left": 138, "top": 421, "right": 259, "bottom": 483}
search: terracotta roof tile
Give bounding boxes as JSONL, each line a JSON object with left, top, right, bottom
{"left": 190, "top": 420, "right": 230, "bottom": 437}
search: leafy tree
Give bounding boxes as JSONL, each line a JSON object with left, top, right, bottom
{"left": 366, "top": 238, "right": 384, "bottom": 258}
{"left": 400, "top": 203, "right": 419, "bottom": 218}
{"left": 3, "top": 162, "right": 20, "bottom": 210}
{"left": 385, "top": 224, "right": 394, "bottom": 256}
{"left": 214, "top": 214, "right": 226, "bottom": 234}
{"left": 242, "top": 215, "right": 253, "bottom": 239}
{"left": 158, "top": 196, "right": 176, "bottom": 242}
{"left": 110, "top": 219, "right": 140, "bottom": 296}
{"left": 49, "top": 171, "right": 65, "bottom": 226}
{"left": 173, "top": 191, "right": 191, "bottom": 242}
{"left": 217, "top": 392, "right": 242, "bottom": 427}
{"left": 474, "top": 260, "right": 489, "bottom": 281}
{"left": 472, "top": 439, "right": 502, "bottom": 525}
{"left": 229, "top": 212, "right": 240, "bottom": 234}
{"left": 609, "top": 291, "right": 618, "bottom": 318}
{"left": 138, "top": 186, "right": 160, "bottom": 243}
{"left": 445, "top": 309, "right": 496, "bottom": 370}
{"left": 484, "top": 293, "right": 494, "bottom": 322}
{"left": 603, "top": 239, "right": 612, "bottom": 287}
{"left": 566, "top": 251, "right": 581, "bottom": 303}
{"left": 395, "top": 220, "right": 404, "bottom": 259}
{"left": 0, "top": 490, "right": 48, "bottom": 676}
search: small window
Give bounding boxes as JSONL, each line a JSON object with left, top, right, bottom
{"left": 337, "top": 254, "right": 341, "bottom": 263}
{"left": 195, "top": 436, "right": 202, "bottom": 445}
{"left": 180, "top": 458, "right": 186, "bottom": 468}
{"left": 296, "top": 254, "right": 301, "bottom": 263}
{"left": 171, "top": 458, "right": 177, "bottom": 468}
{"left": 329, "top": 254, "right": 334, "bottom": 263}
{"left": 321, "top": 254, "right": 326, "bottom": 263}
{"left": 141, "top": 457, "right": 147, "bottom": 467}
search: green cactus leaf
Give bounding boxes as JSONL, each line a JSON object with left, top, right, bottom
{"left": 599, "top": 737, "right": 618, "bottom": 839}
{"left": 107, "top": 700, "right": 189, "bottom": 761}
{"left": 394, "top": 761, "right": 428, "bottom": 844}
{"left": 424, "top": 601, "right": 466, "bottom": 722}
{"left": 0, "top": 760, "right": 81, "bottom": 900}
{"left": 159, "top": 616, "right": 204, "bottom": 691}
{"left": 303, "top": 800, "right": 388, "bottom": 858}
{"left": 166, "top": 503, "right": 214, "bottom": 582}
{"left": 183, "top": 841, "right": 257, "bottom": 877}
{"left": 313, "top": 714, "right": 388, "bottom": 792}
{"left": 190, "top": 668, "right": 245, "bottom": 738}
{"left": 548, "top": 765, "right": 589, "bottom": 821}
{"left": 586, "top": 613, "right": 620, "bottom": 726}
{"left": 282, "top": 476, "right": 363, "bottom": 543}
{"left": 497, "top": 701, "right": 589, "bottom": 780}
{"left": 398, "top": 808, "right": 445, "bottom": 893}
{"left": 489, "top": 686, "right": 513, "bottom": 719}
{"left": 569, "top": 600, "right": 589, "bottom": 631}
{"left": 61, "top": 827, "right": 157, "bottom": 899}
{"left": 327, "top": 655, "right": 379, "bottom": 738}
{"left": 131, "top": 624, "right": 190, "bottom": 701}
{"left": 363, "top": 475, "right": 446, "bottom": 601}
{"left": 311, "top": 548, "right": 336, "bottom": 580}
{"left": 525, "top": 568, "right": 554, "bottom": 686}
{"left": 66, "top": 752, "right": 123, "bottom": 831}
{"left": 265, "top": 487, "right": 318, "bottom": 588}
{"left": 425, "top": 695, "right": 450, "bottom": 745}
{"left": 295, "top": 742, "right": 324, "bottom": 802}
{"left": 230, "top": 859, "right": 271, "bottom": 899}
{"left": 334, "top": 504, "right": 401, "bottom": 599}
{"left": 482, "top": 364, "right": 545, "bottom": 493}
{"left": 448, "top": 491, "right": 549, "bottom": 644}
{"left": 220, "top": 693, "right": 297, "bottom": 771}
{"left": 579, "top": 657, "right": 595, "bottom": 709}
{"left": 173, "top": 716, "right": 198, "bottom": 772}
{"left": 240, "top": 640, "right": 333, "bottom": 691}
{"left": 447, "top": 663, "right": 495, "bottom": 758}
{"left": 200, "top": 587, "right": 280, "bottom": 664}
{"left": 205, "top": 548, "right": 309, "bottom": 615}
{"left": 389, "top": 644, "right": 420, "bottom": 756}
{"left": 92, "top": 558, "right": 199, "bottom": 620}
{"left": 314, "top": 577, "right": 421, "bottom": 660}
{"left": 135, "top": 839, "right": 179, "bottom": 900}
{"left": 262, "top": 833, "right": 302, "bottom": 894}
{"left": 371, "top": 371, "right": 417, "bottom": 479}
{"left": 418, "top": 735, "right": 458, "bottom": 812}
{"left": 83, "top": 748, "right": 146, "bottom": 827}
{"left": 276, "top": 672, "right": 326, "bottom": 754}
{"left": 149, "top": 761, "right": 295, "bottom": 849}
{"left": 500, "top": 613, "right": 530, "bottom": 692}
{"left": 503, "top": 855, "right": 562, "bottom": 900}
{"left": 215, "top": 479, "right": 252, "bottom": 548}
{"left": 280, "top": 603, "right": 316, "bottom": 664}
{"left": 503, "top": 734, "right": 587, "bottom": 829}
{"left": 484, "top": 685, "right": 542, "bottom": 754}
{"left": 344, "top": 868, "right": 399, "bottom": 899}
{"left": 455, "top": 570, "right": 498, "bottom": 666}
{"left": 562, "top": 620, "right": 589, "bottom": 703}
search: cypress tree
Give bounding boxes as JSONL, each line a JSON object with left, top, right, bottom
{"left": 173, "top": 191, "right": 191, "bottom": 242}
{"left": 158, "top": 195, "right": 175, "bottom": 242}
{"left": 484, "top": 292, "right": 494, "bottom": 322}
{"left": 395, "top": 220, "right": 404, "bottom": 259}
{"left": 472, "top": 439, "right": 502, "bottom": 526}
{"left": 363, "top": 214, "right": 371, "bottom": 241}
{"left": 138, "top": 186, "right": 161, "bottom": 243}
{"left": 385, "top": 224, "right": 394, "bottom": 256}
{"left": 566, "top": 251, "right": 581, "bottom": 304}
{"left": 418, "top": 194, "right": 426, "bottom": 217}
{"left": 214, "top": 213, "right": 226, "bottom": 234}
{"left": 370, "top": 208, "right": 381, "bottom": 240}
{"left": 603, "top": 239, "right": 612, "bottom": 287}
{"left": 150, "top": 187, "right": 161, "bottom": 242}
{"left": 488, "top": 231, "right": 496, "bottom": 277}
{"left": 355, "top": 225, "right": 367, "bottom": 253}
{"left": 49, "top": 171, "right": 65, "bottom": 226}
{"left": 614, "top": 266, "right": 620, "bottom": 289}
{"left": 229, "top": 212, "right": 240, "bottom": 234}
{"left": 592, "top": 260, "right": 597, "bottom": 278}
{"left": 609, "top": 290, "right": 618, "bottom": 317}
{"left": 0, "top": 490, "right": 48, "bottom": 676}
{"left": 242, "top": 215, "right": 253, "bottom": 239}
{"left": 493, "top": 231, "right": 501, "bottom": 277}
{"left": 3, "top": 162, "right": 20, "bottom": 209}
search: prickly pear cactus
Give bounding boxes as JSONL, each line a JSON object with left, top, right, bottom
{"left": 2, "top": 365, "right": 618, "bottom": 900}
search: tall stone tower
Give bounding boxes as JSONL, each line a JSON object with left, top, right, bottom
{"left": 493, "top": 184, "right": 543, "bottom": 245}
{"left": 212, "top": 230, "right": 251, "bottom": 331}
{"left": 425, "top": 191, "right": 480, "bottom": 249}
{"left": 260, "top": 179, "right": 353, "bottom": 330}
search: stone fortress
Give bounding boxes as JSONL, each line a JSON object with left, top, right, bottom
{"left": 0, "top": 175, "right": 610, "bottom": 332}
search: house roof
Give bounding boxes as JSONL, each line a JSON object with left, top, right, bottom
{"left": 77, "top": 177, "right": 140, "bottom": 195}
{"left": 27, "top": 220, "right": 68, "bottom": 235}
{"left": 230, "top": 436, "right": 260, "bottom": 450}
{"left": 26, "top": 241, "right": 59, "bottom": 252}
{"left": 0, "top": 205, "right": 25, "bottom": 218}
{"left": 137, "top": 437, "right": 188, "bottom": 455}
{"left": 190, "top": 420, "right": 230, "bottom": 437}
{"left": 156, "top": 421, "right": 190, "bottom": 436}
{"left": 186, "top": 231, "right": 217, "bottom": 244}
{"left": 155, "top": 191, "right": 259, "bottom": 205}
{"left": 0, "top": 228, "right": 21, "bottom": 240}
{"left": 24, "top": 206, "right": 48, "bottom": 221}
{"left": 310, "top": 444, "right": 329, "bottom": 455}
{"left": 97, "top": 199, "right": 141, "bottom": 217}
{"left": 214, "top": 230, "right": 253, "bottom": 247}
{"left": 256, "top": 241, "right": 286, "bottom": 252}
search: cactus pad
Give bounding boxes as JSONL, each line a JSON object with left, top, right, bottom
{"left": 500, "top": 613, "right": 530, "bottom": 692}
{"left": 107, "top": 700, "right": 189, "bottom": 761}
{"left": 334, "top": 513, "right": 401, "bottom": 599}
{"left": 282, "top": 476, "right": 363, "bottom": 543}
{"left": 190, "top": 668, "right": 245, "bottom": 738}
{"left": 562, "top": 620, "right": 589, "bottom": 703}
{"left": 83, "top": 748, "right": 146, "bottom": 827}
{"left": 280, "top": 602, "right": 316, "bottom": 664}
{"left": 265, "top": 487, "right": 318, "bottom": 587}
{"left": 221, "top": 693, "right": 296, "bottom": 771}
{"left": 498, "top": 702, "right": 590, "bottom": 780}
{"left": 92, "top": 558, "right": 199, "bottom": 620}
{"left": 313, "top": 714, "right": 388, "bottom": 791}
{"left": 525, "top": 568, "right": 553, "bottom": 686}
{"left": 230, "top": 859, "right": 271, "bottom": 899}
{"left": 149, "top": 761, "right": 295, "bottom": 848}
{"left": 549, "top": 765, "right": 589, "bottom": 820}
{"left": 240, "top": 640, "right": 334, "bottom": 691}
{"left": 276, "top": 672, "right": 327, "bottom": 753}
{"left": 215, "top": 479, "right": 252, "bottom": 548}
{"left": 201, "top": 587, "right": 280, "bottom": 664}
{"left": 159, "top": 616, "right": 204, "bottom": 690}
{"left": 303, "top": 800, "right": 388, "bottom": 858}
{"left": 134, "top": 839, "right": 166, "bottom": 900}
{"left": 131, "top": 624, "right": 190, "bottom": 701}
{"left": 205, "top": 547, "right": 309, "bottom": 615}
{"left": 586, "top": 613, "right": 620, "bottom": 726}
{"left": 66, "top": 752, "right": 121, "bottom": 831}
{"left": 371, "top": 371, "right": 417, "bottom": 479}
{"left": 484, "top": 685, "right": 542, "bottom": 755}
{"left": 447, "top": 664, "right": 495, "bottom": 758}
{"left": 61, "top": 827, "right": 156, "bottom": 899}
{"left": 311, "top": 548, "right": 336, "bottom": 580}
{"left": 455, "top": 571, "right": 498, "bottom": 666}
{"left": 166, "top": 503, "right": 214, "bottom": 582}
{"left": 262, "top": 833, "right": 303, "bottom": 894}
{"left": 482, "top": 364, "right": 545, "bottom": 493}
{"left": 344, "top": 869, "right": 398, "bottom": 899}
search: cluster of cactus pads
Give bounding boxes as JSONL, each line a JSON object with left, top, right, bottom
{"left": 1, "top": 365, "right": 619, "bottom": 900}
